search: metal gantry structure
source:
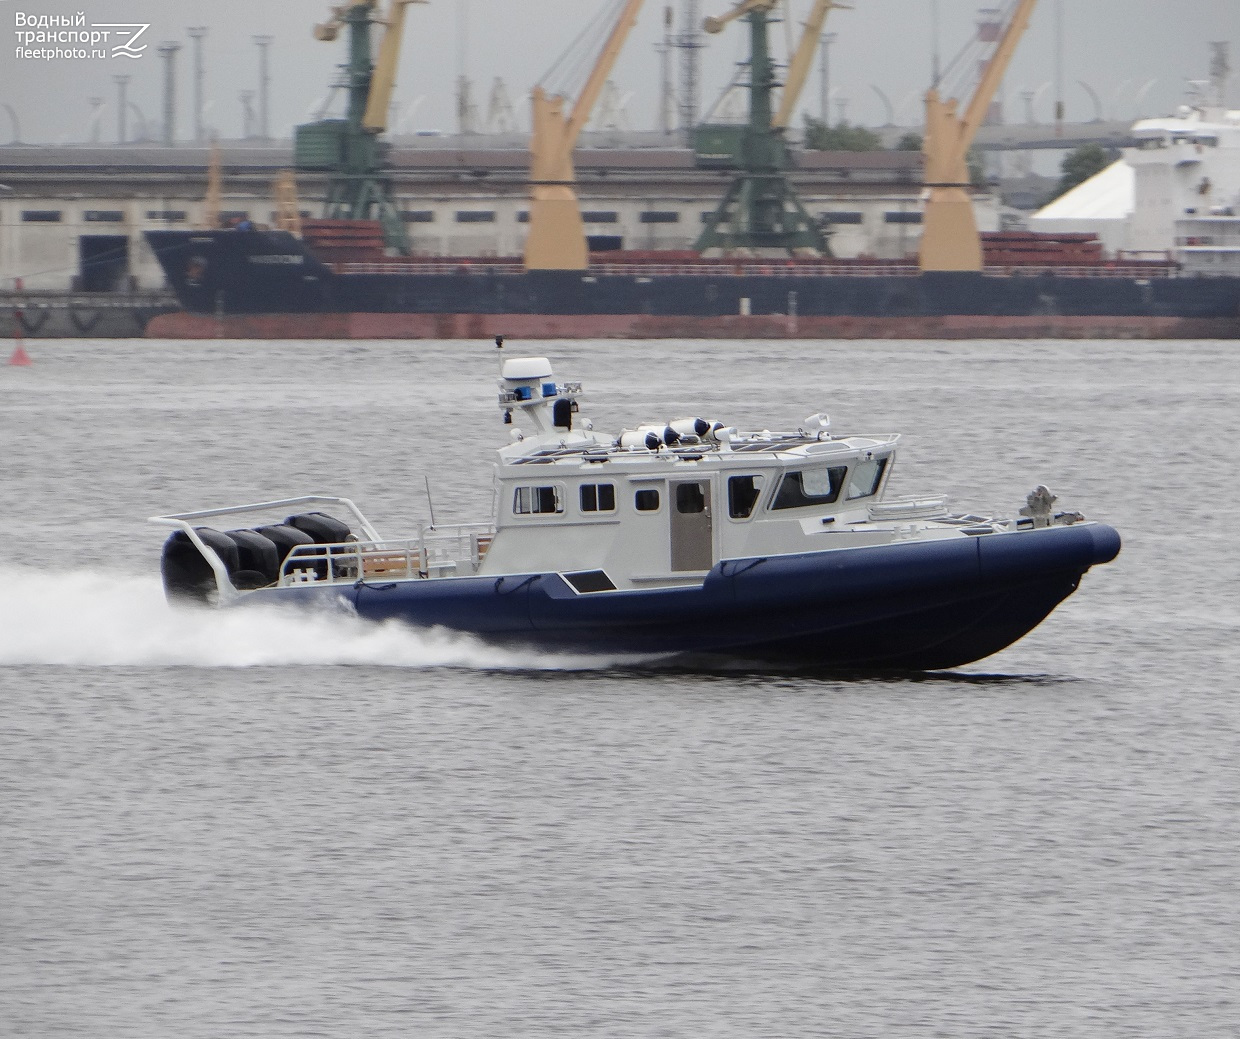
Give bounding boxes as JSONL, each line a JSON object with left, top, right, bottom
{"left": 676, "top": 0, "right": 705, "bottom": 144}
{"left": 294, "top": 0, "right": 425, "bottom": 253}
{"left": 695, "top": 0, "right": 841, "bottom": 256}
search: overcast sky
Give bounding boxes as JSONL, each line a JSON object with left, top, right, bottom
{"left": 2, "top": 0, "right": 1236, "bottom": 145}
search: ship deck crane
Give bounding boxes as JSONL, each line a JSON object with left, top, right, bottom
{"left": 524, "top": 0, "right": 646, "bottom": 272}
{"left": 295, "top": 0, "right": 425, "bottom": 254}
{"left": 920, "top": 0, "right": 1036, "bottom": 271}
{"left": 773, "top": 0, "right": 840, "bottom": 129}
{"left": 696, "top": 0, "right": 843, "bottom": 256}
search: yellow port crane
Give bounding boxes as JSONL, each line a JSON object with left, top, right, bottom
{"left": 773, "top": 0, "right": 844, "bottom": 129}
{"left": 524, "top": 0, "right": 646, "bottom": 272}
{"left": 920, "top": 0, "right": 1037, "bottom": 272}
{"left": 364, "top": 0, "right": 423, "bottom": 130}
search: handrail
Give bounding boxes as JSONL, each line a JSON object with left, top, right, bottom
{"left": 332, "top": 260, "right": 1178, "bottom": 279}
{"left": 278, "top": 524, "right": 496, "bottom": 586}
{"left": 146, "top": 517, "right": 239, "bottom": 605}
{"left": 149, "top": 494, "right": 382, "bottom": 543}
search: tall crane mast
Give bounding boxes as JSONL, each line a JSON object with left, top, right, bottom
{"left": 295, "top": 0, "right": 425, "bottom": 253}
{"left": 696, "top": 0, "right": 842, "bottom": 256}
{"left": 524, "top": 0, "right": 646, "bottom": 272}
{"left": 919, "top": 0, "right": 1036, "bottom": 272}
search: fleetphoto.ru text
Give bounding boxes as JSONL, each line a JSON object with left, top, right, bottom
{"left": 14, "top": 9, "right": 148, "bottom": 61}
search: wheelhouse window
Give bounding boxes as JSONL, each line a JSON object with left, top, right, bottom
{"left": 580, "top": 483, "right": 616, "bottom": 513}
{"left": 513, "top": 485, "right": 563, "bottom": 515}
{"left": 727, "top": 474, "right": 764, "bottom": 518}
{"left": 771, "top": 467, "right": 847, "bottom": 510}
{"left": 634, "top": 489, "right": 661, "bottom": 512}
{"left": 846, "top": 458, "right": 889, "bottom": 500}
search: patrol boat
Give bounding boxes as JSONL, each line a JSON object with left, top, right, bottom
{"left": 151, "top": 344, "right": 1121, "bottom": 670}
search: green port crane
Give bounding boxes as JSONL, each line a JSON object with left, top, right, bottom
{"left": 696, "top": 0, "right": 842, "bottom": 256}
{"left": 294, "top": 0, "right": 425, "bottom": 254}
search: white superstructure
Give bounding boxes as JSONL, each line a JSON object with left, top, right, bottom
{"left": 1032, "top": 103, "right": 1240, "bottom": 273}
{"left": 1128, "top": 106, "right": 1240, "bottom": 256}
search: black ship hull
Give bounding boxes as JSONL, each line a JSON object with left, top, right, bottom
{"left": 145, "top": 229, "right": 1240, "bottom": 339}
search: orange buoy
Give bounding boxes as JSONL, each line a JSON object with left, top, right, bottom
{"left": 8, "top": 344, "right": 31, "bottom": 366}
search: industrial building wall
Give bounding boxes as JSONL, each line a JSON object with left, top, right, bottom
{"left": 0, "top": 157, "right": 999, "bottom": 288}
{"left": 1, "top": 200, "right": 175, "bottom": 290}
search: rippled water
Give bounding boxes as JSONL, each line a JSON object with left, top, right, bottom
{"left": 2, "top": 338, "right": 1238, "bottom": 1037}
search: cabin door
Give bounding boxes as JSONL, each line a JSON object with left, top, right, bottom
{"left": 669, "top": 479, "right": 713, "bottom": 572}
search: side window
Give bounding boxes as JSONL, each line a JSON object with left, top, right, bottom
{"left": 580, "top": 483, "right": 616, "bottom": 513}
{"left": 675, "top": 483, "right": 706, "bottom": 514}
{"left": 634, "top": 489, "right": 661, "bottom": 512}
{"left": 771, "top": 467, "right": 847, "bottom": 510}
{"left": 513, "top": 485, "right": 563, "bottom": 515}
{"left": 846, "top": 458, "right": 889, "bottom": 500}
{"left": 727, "top": 474, "right": 764, "bottom": 519}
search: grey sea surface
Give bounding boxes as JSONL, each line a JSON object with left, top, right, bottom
{"left": 1, "top": 338, "right": 1237, "bottom": 1038}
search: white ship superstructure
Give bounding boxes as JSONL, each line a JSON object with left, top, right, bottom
{"left": 1033, "top": 46, "right": 1240, "bottom": 275}
{"left": 1127, "top": 105, "right": 1240, "bottom": 272}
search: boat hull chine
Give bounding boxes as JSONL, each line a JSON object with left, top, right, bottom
{"left": 239, "top": 523, "right": 1117, "bottom": 671}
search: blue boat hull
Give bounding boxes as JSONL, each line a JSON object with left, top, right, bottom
{"left": 247, "top": 523, "right": 1121, "bottom": 670}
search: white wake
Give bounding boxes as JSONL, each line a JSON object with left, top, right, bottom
{"left": 0, "top": 566, "right": 628, "bottom": 670}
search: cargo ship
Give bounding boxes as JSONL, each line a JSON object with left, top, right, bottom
{"left": 143, "top": 0, "right": 1240, "bottom": 340}
{"left": 144, "top": 223, "right": 1240, "bottom": 340}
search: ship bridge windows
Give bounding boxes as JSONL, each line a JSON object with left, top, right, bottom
{"left": 771, "top": 466, "right": 847, "bottom": 511}
{"left": 727, "top": 474, "right": 765, "bottom": 519}
{"left": 513, "top": 484, "right": 563, "bottom": 516}
{"left": 580, "top": 483, "right": 616, "bottom": 513}
{"left": 846, "top": 457, "right": 889, "bottom": 500}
